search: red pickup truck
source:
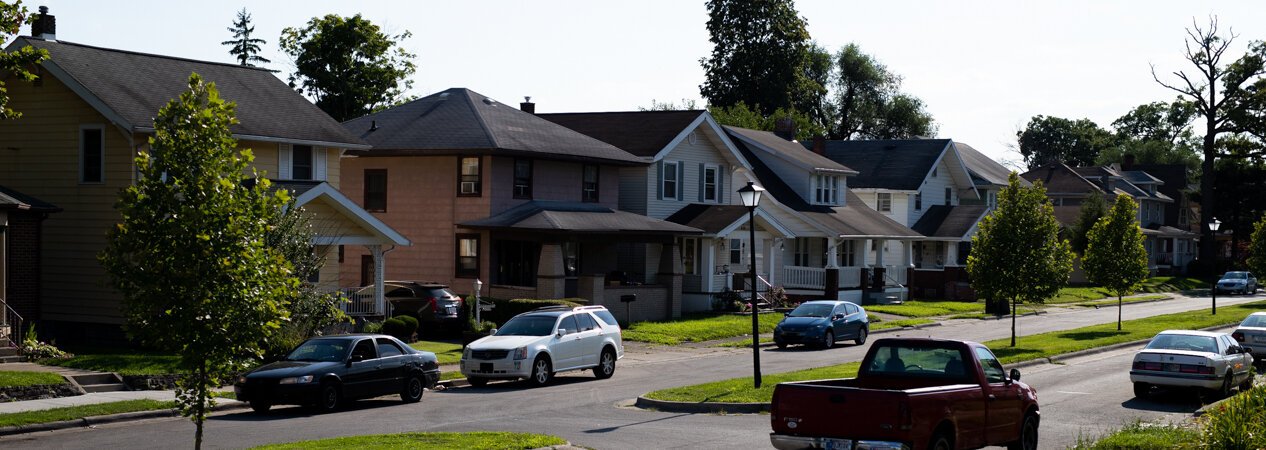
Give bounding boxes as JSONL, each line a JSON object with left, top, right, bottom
{"left": 770, "top": 338, "right": 1039, "bottom": 450}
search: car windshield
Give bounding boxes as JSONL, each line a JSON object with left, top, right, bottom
{"left": 1145, "top": 334, "right": 1217, "bottom": 353}
{"left": 286, "top": 339, "right": 350, "bottom": 362}
{"left": 1223, "top": 272, "right": 1248, "bottom": 280}
{"left": 495, "top": 315, "right": 557, "bottom": 336}
{"left": 1241, "top": 315, "right": 1266, "bottom": 328}
{"left": 789, "top": 304, "right": 834, "bottom": 318}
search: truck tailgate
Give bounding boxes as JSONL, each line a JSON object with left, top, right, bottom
{"left": 771, "top": 382, "right": 909, "bottom": 441}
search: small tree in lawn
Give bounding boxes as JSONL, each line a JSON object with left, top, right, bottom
{"left": 1247, "top": 214, "right": 1266, "bottom": 278}
{"left": 1083, "top": 194, "right": 1149, "bottom": 331}
{"left": 100, "top": 74, "right": 295, "bottom": 450}
{"left": 968, "top": 173, "right": 1073, "bottom": 347}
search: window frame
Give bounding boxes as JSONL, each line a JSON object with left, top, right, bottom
{"left": 681, "top": 238, "right": 699, "bottom": 275}
{"left": 794, "top": 238, "right": 810, "bottom": 267}
{"left": 839, "top": 240, "right": 856, "bottom": 267}
{"left": 813, "top": 174, "right": 840, "bottom": 205}
{"left": 877, "top": 192, "right": 892, "bottom": 212}
{"left": 944, "top": 187, "right": 953, "bottom": 205}
{"left": 729, "top": 238, "right": 743, "bottom": 265}
{"left": 582, "top": 164, "right": 600, "bottom": 203}
{"left": 363, "top": 169, "right": 388, "bottom": 212}
{"left": 663, "top": 161, "right": 680, "bottom": 201}
{"left": 292, "top": 145, "right": 314, "bottom": 180}
{"left": 79, "top": 124, "right": 105, "bottom": 184}
{"left": 914, "top": 192, "right": 922, "bottom": 211}
{"left": 455, "top": 233, "right": 481, "bottom": 279}
{"left": 458, "top": 157, "right": 482, "bottom": 197}
{"left": 702, "top": 165, "right": 719, "bottom": 202}
{"left": 513, "top": 158, "right": 533, "bottom": 199}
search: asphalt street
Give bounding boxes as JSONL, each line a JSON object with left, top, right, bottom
{"left": 1, "top": 294, "right": 1261, "bottom": 450}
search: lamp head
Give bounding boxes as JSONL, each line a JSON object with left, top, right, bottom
{"left": 737, "top": 181, "right": 765, "bottom": 209}
{"left": 1209, "top": 218, "right": 1222, "bottom": 232}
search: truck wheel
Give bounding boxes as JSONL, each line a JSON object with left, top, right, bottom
{"left": 467, "top": 376, "right": 488, "bottom": 387}
{"left": 928, "top": 433, "right": 952, "bottom": 450}
{"left": 1007, "top": 413, "right": 1038, "bottom": 450}
{"left": 1132, "top": 382, "right": 1150, "bottom": 398}
{"left": 821, "top": 330, "right": 834, "bottom": 349}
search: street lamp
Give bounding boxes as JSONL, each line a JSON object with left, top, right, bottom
{"left": 1209, "top": 218, "right": 1221, "bottom": 315}
{"left": 738, "top": 181, "right": 765, "bottom": 389}
{"left": 474, "top": 279, "right": 484, "bottom": 324}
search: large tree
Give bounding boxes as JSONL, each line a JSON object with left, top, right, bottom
{"left": 831, "top": 43, "right": 936, "bottom": 140}
{"left": 967, "top": 173, "right": 1073, "bottom": 346}
{"left": 1083, "top": 194, "right": 1150, "bottom": 331}
{"left": 1247, "top": 212, "right": 1266, "bottom": 278}
{"left": 1017, "top": 115, "right": 1115, "bottom": 169}
{"left": 698, "top": 0, "right": 822, "bottom": 119}
{"left": 100, "top": 74, "right": 296, "bottom": 449}
{"left": 1152, "top": 17, "right": 1266, "bottom": 266}
{"left": 221, "top": 8, "right": 270, "bottom": 67}
{"left": 1069, "top": 190, "right": 1108, "bottom": 255}
{"left": 1095, "top": 100, "right": 1202, "bottom": 171}
{"left": 0, "top": 0, "right": 48, "bottom": 119}
{"left": 280, "top": 14, "right": 417, "bottom": 122}
{"left": 708, "top": 101, "right": 826, "bottom": 140}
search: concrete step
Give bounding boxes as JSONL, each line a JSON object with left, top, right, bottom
{"left": 0, "top": 355, "right": 24, "bottom": 363}
{"left": 0, "top": 347, "right": 19, "bottom": 357}
{"left": 80, "top": 383, "right": 131, "bottom": 393}
{"left": 68, "top": 373, "right": 123, "bottom": 386}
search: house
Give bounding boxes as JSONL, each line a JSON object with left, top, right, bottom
{"left": 0, "top": 11, "right": 407, "bottom": 342}
{"left": 339, "top": 92, "right": 701, "bottom": 323}
{"left": 0, "top": 186, "right": 60, "bottom": 345}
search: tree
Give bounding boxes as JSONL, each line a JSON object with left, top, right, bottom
{"left": 99, "top": 74, "right": 295, "bottom": 449}
{"left": 1095, "top": 100, "right": 1202, "bottom": 172}
{"left": 0, "top": 1, "right": 48, "bottom": 119}
{"left": 708, "top": 101, "right": 826, "bottom": 140}
{"left": 280, "top": 14, "right": 417, "bottom": 122}
{"left": 1017, "top": 115, "right": 1115, "bottom": 169}
{"left": 640, "top": 98, "right": 700, "bottom": 111}
{"left": 1083, "top": 194, "right": 1150, "bottom": 331}
{"left": 1152, "top": 17, "right": 1266, "bottom": 266}
{"left": 221, "top": 8, "right": 270, "bottom": 67}
{"left": 698, "top": 0, "right": 822, "bottom": 119}
{"left": 1070, "top": 191, "right": 1108, "bottom": 255}
{"left": 831, "top": 43, "right": 936, "bottom": 140}
{"left": 261, "top": 204, "right": 348, "bottom": 360}
{"left": 1247, "top": 212, "right": 1266, "bottom": 277}
{"left": 967, "top": 173, "right": 1073, "bottom": 346}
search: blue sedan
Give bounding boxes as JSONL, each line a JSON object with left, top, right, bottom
{"left": 773, "top": 300, "right": 869, "bottom": 349}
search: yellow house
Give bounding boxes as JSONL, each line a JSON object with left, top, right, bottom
{"left": 0, "top": 23, "right": 408, "bottom": 343}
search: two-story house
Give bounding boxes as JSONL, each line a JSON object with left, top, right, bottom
{"left": 0, "top": 16, "right": 407, "bottom": 342}
{"left": 339, "top": 91, "right": 700, "bottom": 323}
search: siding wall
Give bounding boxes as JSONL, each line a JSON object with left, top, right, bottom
{"left": 857, "top": 191, "right": 913, "bottom": 227}
{"left": 910, "top": 159, "right": 955, "bottom": 225}
{"left": 645, "top": 129, "right": 732, "bottom": 220}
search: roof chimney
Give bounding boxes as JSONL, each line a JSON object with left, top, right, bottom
{"left": 811, "top": 135, "right": 826, "bottom": 155}
{"left": 1122, "top": 153, "right": 1135, "bottom": 171}
{"left": 31, "top": 6, "right": 55, "bottom": 41}
{"left": 774, "top": 117, "right": 796, "bottom": 141}
{"left": 520, "top": 96, "right": 535, "bottom": 114}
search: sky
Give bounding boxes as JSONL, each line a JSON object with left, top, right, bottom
{"left": 11, "top": 1, "right": 1266, "bottom": 168}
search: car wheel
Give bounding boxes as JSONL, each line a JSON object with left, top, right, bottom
{"left": 821, "top": 330, "right": 834, "bottom": 350}
{"left": 1217, "top": 372, "right": 1233, "bottom": 398}
{"left": 1006, "top": 413, "right": 1039, "bottom": 450}
{"left": 1240, "top": 374, "right": 1254, "bottom": 392}
{"left": 529, "top": 356, "right": 553, "bottom": 387}
{"left": 1133, "top": 382, "right": 1150, "bottom": 398}
{"left": 594, "top": 348, "right": 616, "bottom": 379}
{"left": 928, "top": 432, "right": 952, "bottom": 450}
{"left": 855, "top": 327, "right": 868, "bottom": 345}
{"left": 315, "top": 382, "right": 341, "bottom": 413}
{"left": 400, "top": 375, "right": 424, "bottom": 403}
{"left": 467, "top": 376, "right": 488, "bottom": 387}
{"left": 249, "top": 400, "right": 271, "bottom": 413}
{"left": 775, "top": 341, "right": 787, "bottom": 350}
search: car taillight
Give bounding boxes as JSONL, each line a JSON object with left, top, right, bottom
{"left": 427, "top": 297, "right": 438, "bottom": 312}
{"left": 1178, "top": 364, "right": 1214, "bottom": 374}
{"left": 1234, "top": 332, "right": 1245, "bottom": 343}
{"left": 1133, "top": 361, "right": 1163, "bottom": 371}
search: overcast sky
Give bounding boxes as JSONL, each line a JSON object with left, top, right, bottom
{"left": 14, "top": 1, "right": 1266, "bottom": 167}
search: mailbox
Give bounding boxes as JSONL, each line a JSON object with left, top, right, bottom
{"left": 619, "top": 294, "right": 637, "bottom": 303}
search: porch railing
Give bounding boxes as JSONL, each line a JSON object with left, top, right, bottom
{"left": 840, "top": 267, "right": 861, "bottom": 287}
{"left": 883, "top": 265, "right": 907, "bottom": 286}
{"left": 782, "top": 266, "right": 825, "bottom": 289}
{"left": 0, "top": 298, "right": 23, "bottom": 349}
{"left": 338, "top": 288, "right": 382, "bottom": 316}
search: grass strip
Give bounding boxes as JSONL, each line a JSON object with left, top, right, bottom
{"left": 0, "top": 371, "right": 66, "bottom": 388}
{"left": 623, "top": 313, "right": 784, "bottom": 345}
{"left": 864, "top": 301, "right": 983, "bottom": 318}
{"left": 409, "top": 340, "right": 464, "bottom": 365}
{"left": 1074, "top": 294, "right": 1169, "bottom": 308}
{"left": 0, "top": 399, "right": 174, "bottom": 428}
{"left": 1069, "top": 420, "right": 1199, "bottom": 449}
{"left": 252, "top": 431, "right": 566, "bottom": 450}
{"left": 39, "top": 349, "right": 180, "bottom": 376}
{"left": 646, "top": 300, "right": 1266, "bottom": 404}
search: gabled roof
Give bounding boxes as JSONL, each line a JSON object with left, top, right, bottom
{"left": 725, "top": 126, "right": 855, "bottom": 174}
{"left": 1121, "top": 170, "right": 1163, "bottom": 185}
{"left": 343, "top": 88, "right": 644, "bottom": 165}
{"left": 285, "top": 181, "right": 410, "bottom": 246}
{"left": 814, "top": 139, "right": 952, "bottom": 190}
{"left": 538, "top": 110, "right": 705, "bottom": 158}
{"left": 0, "top": 185, "right": 60, "bottom": 212}
{"left": 12, "top": 37, "right": 366, "bottom": 148}
{"left": 1020, "top": 163, "right": 1104, "bottom": 195}
{"left": 459, "top": 201, "right": 701, "bottom": 235}
{"left": 664, "top": 204, "right": 750, "bottom": 234}
{"left": 911, "top": 205, "right": 990, "bottom": 239}
{"left": 953, "top": 142, "right": 1027, "bottom": 187}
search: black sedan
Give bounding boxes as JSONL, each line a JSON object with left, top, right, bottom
{"left": 235, "top": 334, "right": 441, "bottom": 413}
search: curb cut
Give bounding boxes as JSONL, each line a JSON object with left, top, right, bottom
{"left": 0, "top": 400, "right": 248, "bottom": 437}
{"left": 633, "top": 396, "right": 768, "bottom": 414}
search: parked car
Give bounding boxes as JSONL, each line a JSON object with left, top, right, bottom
{"left": 770, "top": 338, "right": 1039, "bottom": 450}
{"left": 356, "top": 281, "right": 465, "bottom": 333}
{"left": 1233, "top": 312, "right": 1266, "bottom": 365}
{"left": 772, "top": 300, "right": 869, "bottom": 349}
{"left": 460, "top": 305, "right": 623, "bottom": 387}
{"left": 234, "top": 334, "right": 440, "bottom": 413}
{"left": 1130, "top": 329, "right": 1254, "bottom": 398}
{"left": 1216, "top": 271, "right": 1258, "bottom": 295}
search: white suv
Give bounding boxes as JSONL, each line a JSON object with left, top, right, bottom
{"left": 461, "top": 305, "right": 624, "bottom": 387}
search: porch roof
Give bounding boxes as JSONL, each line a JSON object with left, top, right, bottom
{"left": 1145, "top": 224, "right": 1198, "bottom": 238}
{"left": 272, "top": 180, "right": 411, "bottom": 246}
{"left": 802, "top": 193, "right": 924, "bottom": 239}
{"left": 911, "top": 205, "right": 990, "bottom": 239}
{"left": 665, "top": 203, "right": 796, "bottom": 238}
{"left": 460, "top": 201, "right": 702, "bottom": 235}
{"left": 0, "top": 185, "right": 61, "bottom": 212}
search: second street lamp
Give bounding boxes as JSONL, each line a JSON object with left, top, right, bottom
{"left": 1209, "top": 218, "right": 1221, "bottom": 315}
{"left": 738, "top": 181, "right": 765, "bottom": 389}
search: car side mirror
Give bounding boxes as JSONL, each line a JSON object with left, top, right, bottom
{"left": 489, "top": 328, "right": 498, "bottom": 335}
{"left": 833, "top": 314, "right": 845, "bottom": 320}
{"left": 1009, "top": 368, "right": 1021, "bottom": 382}
{"left": 556, "top": 329, "right": 566, "bottom": 338}
{"left": 784, "top": 312, "right": 790, "bottom": 317}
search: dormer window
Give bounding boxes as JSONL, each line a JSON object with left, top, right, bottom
{"left": 813, "top": 174, "right": 840, "bottom": 205}
{"left": 877, "top": 192, "right": 892, "bottom": 212}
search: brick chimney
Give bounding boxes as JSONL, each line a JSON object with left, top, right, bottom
{"left": 520, "top": 96, "right": 535, "bottom": 114}
{"left": 1122, "top": 153, "right": 1136, "bottom": 171}
{"left": 31, "top": 6, "right": 55, "bottom": 41}
{"left": 774, "top": 117, "right": 796, "bottom": 141}
{"left": 811, "top": 135, "right": 826, "bottom": 155}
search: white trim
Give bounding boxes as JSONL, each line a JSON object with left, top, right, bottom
{"left": 715, "top": 208, "right": 796, "bottom": 239}
{"left": 651, "top": 113, "right": 756, "bottom": 174}
{"left": 292, "top": 182, "right": 411, "bottom": 246}
{"left": 703, "top": 164, "right": 720, "bottom": 202}
{"left": 942, "top": 143, "right": 981, "bottom": 201}
{"left": 278, "top": 143, "right": 292, "bottom": 179}
{"left": 849, "top": 187, "right": 920, "bottom": 194}
{"left": 662, "top": 160, "right": 680, "bottom": 201}
{"left": 314, "top": 147, "right": 328, "bottom": 181}
{"left": 78, "top": 124, "right": 106, "bottom": 184}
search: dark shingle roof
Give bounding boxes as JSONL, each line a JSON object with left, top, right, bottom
{"left": 815, "top": 139, "right": 952, "bottom": 190}
{"left": 725, "top": 126, "right": 854, "bottom": 173}
{"left": 911, "top": 205, "right": 989, "bottom": 239}
{"left": 17, "top": 38, "right": 365, "bottom": 147}
{"left": 0, "top": 185, "right": 60, "bottom": 212}
{"left": 537, "top": 110, "right": 705, "bottom": 158}
{"left": 459, "top": 201, "right": 700, "bottom": 234}
{"left": 1021, "top": 163, "right": 1104, "bottom": 195}
{"left": 665, "top": 204, "right": 750, "bottom": 234}
{"left": 343, "top": 89, "right": 645, "bottom": 165}
{"left": 954, "top": 142, "right": 1026, "bottom": 187}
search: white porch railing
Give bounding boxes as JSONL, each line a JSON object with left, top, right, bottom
{"left": 338, "top": 288, "right": 382, "bottom": 316}
{"left": 783, "top": 266, "right": 826, "bottom": 289}
{"left": 884, "top": 265, "right": 907, "bottom": 286}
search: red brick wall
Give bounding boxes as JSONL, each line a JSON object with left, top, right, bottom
{"left": 6, "top": 212, "right": 44, "bottom": 321}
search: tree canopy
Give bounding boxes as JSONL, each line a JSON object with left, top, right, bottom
{"left": 1069, "top": 191, "right": 1108, "bottom": 255}
{"left": 708, "top": 101, "right": 825, "bottom": 140}
{"left": 221, "top": 8, "right": 270, "bottom": 67}
{"left": 1083, "top": 194, "right": 1149, "bottom": 331}
{"left": 698, "top": 0, "right": 818, "bottom": 118}
{"left": 99, "top": 74, "right": 296, "bottom": 449}
{"left": 280, "top": 14, "right": 417, "bottom": 122}
{"left": 967, "top": 173, "right": 1073, "bottom": 346}
{"left": 1017, "top": 115, "right": 1115, "bottom": 169}
{"left": 0, "top": 1, "right": 48, "bottom": 119}
{"left": 831, "top": 43, "right": 936, "bottom": 140}
{"left": 1247, "top": 212, "right": 1266, "bottom": 278}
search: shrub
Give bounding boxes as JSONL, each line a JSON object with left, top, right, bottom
{"left": 1199, "top": 384, "right": 1266, "bottom": 449}
{"left": 393, "top": 315, "right": 419, "bottom": 340}
{"left": 381, "top": 317, "right": 410, "bottom": 342}
{"left": 21, "top": 323, "right": 71, "bottom": 360}
{"left": 483, "top": 298, "right": 585, "bottom": 325}
{"left": 361, "top": 320, "right": 383, "bottom": 334}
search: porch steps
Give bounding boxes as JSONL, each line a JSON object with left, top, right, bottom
{"left": 67, "top": 372, "right": 130, "bottom": 393}
{"left": 0, "top": 346, "right": 21, "bottom": 363}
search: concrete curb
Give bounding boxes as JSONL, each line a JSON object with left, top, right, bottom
{"left": 633, "top": 396, "right": 769, "bottom": 414}
{"left": 1007, "top": 323, "right": 1237, "bottom": 370}
{"left": 0, "top": 400, "right": 248, "bottom": 436}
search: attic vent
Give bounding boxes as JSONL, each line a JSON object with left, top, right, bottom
{"left": 369, "top": 120, "right": 378, "bottom": 132}
{"left": 438, "top": 92, "right": 449, "bottom": 100}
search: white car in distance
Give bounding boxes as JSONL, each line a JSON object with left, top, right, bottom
{"left": 1130, "top": 329, "right": 1254, "bottom": 398}
{"left": 461, "top": 305, "right": 624, "bottom": 387}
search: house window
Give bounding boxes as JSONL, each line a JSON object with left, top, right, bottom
{"left": 456, "top": 234, "right": 480, "bottom": 278}
{"left": 944, "top": 187, "right": 952, "bottom": 205}
{"left": 838, "top": 240, "right": 856, "bottom": 266}
{"left": 363, "top": 169, "right": 387, "bottom": 212}
{"left": 513, "top": 158, "right": 533, "bottom": 199}
{"left": 914, "top": 192, "right": 922, "bottom": 211}
{"left": 877, "top": 192, "right": 892, "bottom": 212}
{"left": 494, "top": 240, "right": 539, "bottom": 287}
{"left": 703, "top": 166, "right": 718, "bottom": 202}
{"left": 459, "top": 157, "right": 481, "bottom": 196}
{"left": 338, "top": 245, "right": 344, "bottom": 263}
{"left": 663, "top": 161, "right": 679, "bottom": 200}
{"left": 582, "top": 164, "right": 600, "bottom": 202}
{"left": 987, "top": 191, "right": 997, "bottom": 209}
{"left": 814, "top": 174, "right": 840, "bottom": 205}
{"left": 729, "top": 238, "right": 743, "bottom": 264}
{"left": 292, "top": 145, "right": 314, "bottom": 180}
{"left": 80, "top": 126, "right": 104, "bottom": 183}
{"left": 794, "top": 238, "right": 810, "bottom": 266}
{"left": 681, "top": 238, "right": 699, "bottom": 275}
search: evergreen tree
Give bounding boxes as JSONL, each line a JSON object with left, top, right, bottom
{"left": 221, "top": 8, "right": 270, "bottom": 67}
{"left": 1083, "top": 194, "right": 1150, "bottom": 331}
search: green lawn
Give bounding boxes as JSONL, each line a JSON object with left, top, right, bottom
{"left": 0, "top": 371, "right": 66, "bottom": 388}
{"left": 252, "top": 431, "right": 566, "bottom": 450}
{"left": 864, "top": 301, "right": 984, "bottom": 318}
{"left": 409, "top": 340, "right": 463, "bottom": 365}
{"left": 623, "top": 313, "right": 784, "bottom": 345}
{"left": 1069, "top": 421, "right": 1199, "bottom": 450}
{"left": 1047, "top": 277, "right": 1205, "bottom": 305}
{"left": 646, "top": 299, "right": 1266, "bottom": 404}
{"left": 39, "top": 348, "right": 180, "bottom": 376}
{"left": 0, "top": 399, "right": 175, "bottom": 428}
{"left": 1074, "top": 294, "right": 1169, "bottom": 308}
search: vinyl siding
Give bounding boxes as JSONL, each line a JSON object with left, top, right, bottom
{"left": 910, "top": 159, "right": 954, "bottom": 225}
{"left": 857, "top": 191, "right": 912, "bottom": 227}
{"left": 618, "top": 166, "right": 649, "bottom": 215}
{"left": 646, "top": 129, "right": 731, "bottom": 220}
{"left": 488, "top": 156, "right": 619, "bottom": 212}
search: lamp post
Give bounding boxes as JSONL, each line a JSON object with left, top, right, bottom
{"left": 1209, "top": 218, "right": 1221, "bottom": 315}
{"left": 738, "top": 181, "right": 765, "bottom": 389}
{"left": 474, "top": 278, "right": 484, "bottom": 325}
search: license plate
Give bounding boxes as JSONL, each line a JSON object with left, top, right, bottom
{"left": 446, "top": 306, "right": 457, "bottom": 314}
{"left": 1165, "top": 363, "right": 1180, "bottom": 372}
{"left": 823, "top": 438, "right": 852, "bottom": 450}
{"left": 480, "top": 363, "right": 492, "bottom": 373}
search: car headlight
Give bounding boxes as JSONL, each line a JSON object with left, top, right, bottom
{"left": 278, "top": 375, "right": 314, "bottom": 385}
{"left": 237, "top": 376, "right": 247, "bottom": 384}
{"left": 513, "top": 346, "right": 528, "bottom": 360}
{"left": 464, "top": 347, "right": 472, "bottom": 359}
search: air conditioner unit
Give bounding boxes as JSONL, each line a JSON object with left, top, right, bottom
{"left": 460, "top": 181, "right": 477, "bottom": 194}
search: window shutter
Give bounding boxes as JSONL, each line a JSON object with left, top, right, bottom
{"left": 718, "top": 169, "right": 724, "bottom": 203}
{"left": 677, "top": 162, "right": 685, "bottom": 200}
{"left": 314, "top": 147, "right": 327, "bottom": 181}
{"left": 278, "top": 143, "right": 292, "bottom": 179}
{"left": 656, "top": 160, "right": 664, "bottom": 200}
{"left": 697, "top": 163, "right": 705, "bottom": 202}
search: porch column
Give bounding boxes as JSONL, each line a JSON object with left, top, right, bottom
{"left": 826, "top": 237, "right": 839, "bottom": 268}
{"left": 946, "top": 242, "right": 958, "bottom": 266}
{"left": 537, "top": 243, "right": 566, "bottom": 299}
{"left": 721, "top": 238, "right": 733, "bottom": 290}
{"left": 1172, "top": 238, "right": 1179, "bottom": 268}
{"left": 369, "top": 245, "right": 385, "bottom": 315}
{"left": 824, "top": 237, "right": 840, "bottom": 300}
{"left": 767, "top": 238, "right": 782, "bottom": 286}
{"left": 702, "top": 239, "right": 716, "bottom": 294}
{"left": 904, "top": 240, "right": 914, "bottom": 268}
{"left": 860, "top": 239, "right": 872, "bottom": 268}
{"left": 875, "top": 239, "right": 887, "bottom": 268}
{"left": 657, "top": 241, "right": 683, "bottom": 319}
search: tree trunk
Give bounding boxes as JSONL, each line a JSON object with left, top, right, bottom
{"left": 1010, "top": 297, "right": 1017, "bottom": 347}
{"left": 1117, "top": 294, "right": 1123, "bottom": 331}
{"left": 1199, "top": 88, "right": 1217, "bottom": 270}
{"left": 194, "top": 360, "right": 205, "bottom": 450}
